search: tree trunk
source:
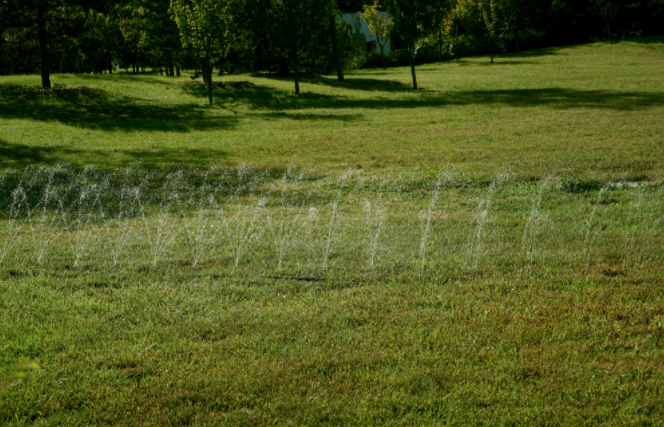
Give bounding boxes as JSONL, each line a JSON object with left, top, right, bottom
{"left": 379, "top": 44, "right": 386, "bottom": 69}
{"left": 37, "top": 6, "right": 51, "bottom": 89}
{"left": 293, "top": 34, "right": 300, "bottom": 94}
{"left": 200, "top": 57, "right": 211, "bottom": 84}
{"left": 438, "top": 30, "right": 443, "bottom": 61}
{"left": 515, "top": 29, "right": 520, "bottom": 52}
{"left": 489, "top": 37, "right": 494, "bottom": 64}
{"left": 207, "top": 76, "right": 213, "bottom": 106}
{"left": 329, "top": 15, "right": 345, "bottom": 82}
{"left": 169, "top": 62, "right": 175, "bottom": 77}
{"left": 132, "top": 62, "right": 136, "bottom": 74}
{"left": 409, "top": 47, "right": 418, "bottom": 90}
{"left": 205, "top": 62, "right": 214, "bottom": 106}
{"left": 455, "top": 22, "right": 459, "bottom": 45}
{"left": 294, "top": 53, "right": 300, "bottom": 94}
{"left": 199, "top": 57, "right": 213, "bottom": 105}
{"left": 176, "top": 67, "right": 181, "bottom": 77}
{"left": 606, "top": 18, "right": 612, "bottom": 45}
{"left": 159, "top": 65, "right": 163, "bottom": 76}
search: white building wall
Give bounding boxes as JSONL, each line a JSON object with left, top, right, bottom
{"left": 341, "top": 13, "right": 392, "bottom": 54}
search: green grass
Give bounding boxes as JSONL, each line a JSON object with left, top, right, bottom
{"left": 2, "top": 38, "right": 664, "bottom": 425}
{"left": 1, "top": 37, "right": 663, "bottom": 179}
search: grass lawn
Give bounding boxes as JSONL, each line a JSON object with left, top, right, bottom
{"left": 0, "top": 37, "right": 663, "bottom": 179}
{"left": 1, "top": 37, "right": 664, "bottom": 425}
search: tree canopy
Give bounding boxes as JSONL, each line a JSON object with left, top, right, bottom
{"left": 1, "top": 0, "right": 663, "bottom": 89}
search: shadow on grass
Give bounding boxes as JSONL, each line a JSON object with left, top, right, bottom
{"left": 257, "top": 75, "right": 415, "bottom": 92}
{"left": 3, "top": 82, "right": 664, "bottom": 135}
{"left": 500, "top": 46, "right": 566, "bottom": 58}
{"left": 0, "top": 84, "right": 240, "bottom": 133}
{"left": 0, "top": 154, "right": 323, "bottom": 216}
{"left": 185, "top": 81, "right": 664, "bottom": 112}
{"left": 620, "top": 35, "right": 664, "bottom": 46}
{"left": 453, "top": 60, "right": 538, "bottom": 66}
{"left": 0, "top": 139, "right": 230, "bottom": 167}
{"left": 0, "top": 83, "right": 362, "bottom": 132}
{"left": 73, "top": 72, "right": 171, "bottom": 83}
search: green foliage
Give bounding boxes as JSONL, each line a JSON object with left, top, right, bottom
{"left": 264, "top": 0, "right": 335, "bottom": 93}
{"left": 2, "top": 0, "right": 664, "bottom": 78}
{"left": 170, "top": 0, "right": 229, "bottom": 104}
{"left": 363, "top": 40, "right": 450, "bottom": 67}
{"left": 359, "top": 1, "right": 395, "bottom": 60}
{"left": 337, "top": 20, "right": 367, "bottom": 70}
{"left": 384, "top": 0, "right": 436, "bottom": 88}
{"left": 478, "top": 0, "right": 499, "bottom": 62}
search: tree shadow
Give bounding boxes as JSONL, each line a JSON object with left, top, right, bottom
{"left": 453, "top": 60, "right": 537, "bottom": 66}
{"left": 258, "top": 75, "right": 415, "bottom": 92}
{"left": 3, "top": 82, "right": 663, "bottom": 135}
{"left": 427, "top": 88, "right": 664, "bottom": 111}
{"left": 184, "top": 81, "right": 664, "bottom": 112}
{"left": 0, "top": 84, "right": 240, "bottom": 133}
{"left": 0, "top": 157, "right": 328, "bottom": 217}
{"left": 73, "top": 73, "right": 171, "bottom": 83}
{"left": 500, "top": 46, "right": 566, "bottom": 58}
{"left": 180, "top": 81, "right": 338, "bottom": 111}
{"left": 0, "top": 139, "right": 230, "bottom": 168}
{"left": 352, "top": 71, "right": 399, "bottom": 76}
{"left": 623, "top": 36, "right": 664, "bottom": 46}
{"left": 252, "top": 112, "right": 360, "bottom": 122}
{"left": 181, "top": 81, "right": 363, "bottom": 121}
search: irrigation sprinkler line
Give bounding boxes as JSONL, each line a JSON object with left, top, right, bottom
{"left": 4, "top": 269, "right": 328, "bottom": 283}
{"left": 164, "top": 272, "right": 327, "bottom": 282}
{"left": 3, "top": 269, "right": 449, "bottom": 286}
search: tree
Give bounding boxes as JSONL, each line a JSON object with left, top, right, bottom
{"left": 329, "top": 10, "right": 346, "bottom": 81}
{"left": 0, "top": 0, "right": 115, "bottom": 88}
{"left": 266, "top": 0, "right": 333, "bottom": 94}
{"left": 447, "top": 0, "right": 461, "bottom": 44}
{"left": 478, "top": 0, "right": 499, "bottom": 63}
{"left": 138, "top": 0, "right": 183, "bottom": 76}
{"left": 170, "top": 0, "right": 228, "bottom": 105}
{"left": 117, "top": 4, "right": 149, "bottom": 73}
{"left": 429, "top": 0, "right": 453, "bottom": 61}
{"left": 0, "top": 26, "right": 29, "bottom": 75}
{"left": 359, "top": 1, "right": 394, "bottom": 68}
{"left": 591, "top": 0, "right": 620, "bottom": 45}
{"left": 498, "top": 0, "right": 534, "bottom": 51}
{"left": 384, "top": 0, "right": 434, "bottom": 89}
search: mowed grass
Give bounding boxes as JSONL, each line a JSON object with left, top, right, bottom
{"left": 1, "top": 38, "right": 664, "bottom": 425}
{"left": 3, "top": 273, "right": 664, "bottom": 425}
{"left": 0, "top": 37, "right": 663, "bottom": 179}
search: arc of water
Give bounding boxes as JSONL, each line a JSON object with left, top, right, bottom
{"left": 520, "top": 180, "right": 551, "bottom": 275}
{"left": 224, "top": 201, "right": 264, "bottom": 271}
{"left": 582, "top": 187, "right": 607, "bottom": 273}
{"left": 1, "top": 186, "right": 28, "bottom": 265}
{"left": 418, "top": 181, "right": 440, "bottom": 278}
{"left": 61, "top": 176, "right": 104, "bottom": 268}
{"left": 469, "top": 185, "right": 495, "bottom": 275}
{"left": 142, "top": 170, "right": 184, "bottom": 268}
{"left": 319, "top": 173, "right": 354, "bottom": 272}
{"left": 28, "top": 171, "right": 60, "bottom": 266}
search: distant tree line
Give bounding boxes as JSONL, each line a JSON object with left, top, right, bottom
{"left": 1, "top": 0, "right": 662, "bottom": 92}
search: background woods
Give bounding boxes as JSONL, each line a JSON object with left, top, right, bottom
{"left": 1, "top": 0, "right": 663, "bottom": 90}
